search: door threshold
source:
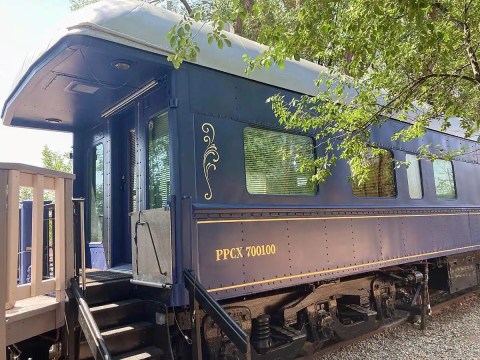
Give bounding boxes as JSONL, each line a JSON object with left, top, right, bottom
{"left": 109, "top": 263, "right": 133, "bottom": 274}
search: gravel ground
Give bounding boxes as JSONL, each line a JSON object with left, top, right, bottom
{"left": 319, "top": 292, "right": 480, "bottom": 360}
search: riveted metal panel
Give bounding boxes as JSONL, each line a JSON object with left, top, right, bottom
{"left": 197, "top": 220, "right": 292, "bottom": 292}
{"left": 402, "top": 216, "right": 433, "bottom": 254}
{"left": 130, "top": 208, "right": 173, "bottom": 286}
{"left": 435, "top": 214, "right": 471, "bottom": 250}
{"left": 469, "top": 214, "right": 480, "bottom": 245}
{"left": 377, "top": 217, "right": 404, "bottom": 260}
{"left": 283, "top": 219, "right": 330, "bottom": 276}
{"left": 325, "top": 217, "right": 382, "bottom": 266}
{"left": 195, "top": 208, "right": 480, "bottom": 300}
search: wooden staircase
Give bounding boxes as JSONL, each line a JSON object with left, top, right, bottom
{"left": 79, "top": 276, "right": 164, "bottom": 360}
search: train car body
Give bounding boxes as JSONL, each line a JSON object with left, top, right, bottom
{"left": 3, "top": 1, "right": 480, "bottom": 358}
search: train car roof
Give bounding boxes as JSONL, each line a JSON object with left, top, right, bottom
{"left": 1, "top": 0, "right": 334, "bottom": 129}
{"left": 0, "top": 0, "right": 475, "bottom": 139}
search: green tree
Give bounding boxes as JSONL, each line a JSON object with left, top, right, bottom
{"left": 171, "top": 0, "right": 480, "bottom": 185}
{"left": 41, "top": 145, "right": 72, "bottom": 173}
{"left": 69, "top": 0, "right": 98, "bottom": 11}
{"left": 19, "top": 146, "right": 72, "bottom": 201}
{"left": 68, "top": 0, "right": 207, "bottom": 14}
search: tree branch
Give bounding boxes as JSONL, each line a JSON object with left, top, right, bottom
{"left": 463, "top": 23, "right": 480, "bottom": 81}
{"left": 179, "top": 0, "right": 192, "bottom": 14}
{"left": 433, "top": 3, "right": 480, "bottom": 82}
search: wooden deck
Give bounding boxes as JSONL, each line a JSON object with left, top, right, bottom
{"left": 5, "top": 296, "right": 63, "bottom": 346}
{"left": 0, "top": 164, "right": 75, "bottom": 359}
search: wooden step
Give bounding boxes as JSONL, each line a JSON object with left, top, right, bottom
{"left": 91, "top": 299, "right": 147, "bottom": 329}
{"left": 79, "top": 322, "right": 154, "bottom": 359}
{"left": 84, "top": 279, "right": 134, "bottom": 306}
{"left": 113, "top": 346, "right": 164, "bottom": 360}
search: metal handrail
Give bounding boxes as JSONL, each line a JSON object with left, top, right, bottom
{"left": 72, "top": 198, "right": 86, "bottom": 292}
{"left": 184, "top": 269, "right": 251, "bottom": 358}
{"left": 71, "top": 279, "right": 111, "bottom": 360}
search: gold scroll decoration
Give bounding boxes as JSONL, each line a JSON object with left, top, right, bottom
{"left": 202, "top": 123, "right": 220, "bottom": 200}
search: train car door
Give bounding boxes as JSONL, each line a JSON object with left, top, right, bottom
{"left": 129, "top": 89, "right": 173, "bottom": 286}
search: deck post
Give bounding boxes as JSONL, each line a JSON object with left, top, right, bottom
{"left": 55, "top": 177, "right": 66, "bottom": 328}
{"left": 0, "top": 170, "right": 9, "bottom": 360}
{"left": 31, "top": 174, "right": 45, "bottom": 296}
{"left": 6, "top": 170, "right": 19, "bottom": 308}
{"left": 64, "top": 179, "right": 74, "bottom": 285}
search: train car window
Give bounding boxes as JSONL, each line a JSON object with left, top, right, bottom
{"left": 89, "top": 143, "right": 104, "bottom": 243}
{"left": 405, "top": 154, "right": 422, "bottom": 199}
{"left": 148, "top": 111, "right": 170, "bottom": 208}
{"left": 433, "top": 159, "right": 456, "bottom": 199}
{"left": 352, "top": 149, "right": 396, "bottom": 197}
{"left": 244, "top": 127, "right": 315, "bottom": 195}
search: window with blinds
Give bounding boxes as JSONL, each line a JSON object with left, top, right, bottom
{"left": 148, "top": 112, "right": 170, "bottom": 208}
{"left": 352, "top": 149, "right": 396, "bottom": 197}
{"left": 244, "top": 127, "right": 315, "bottom": 195}
{"left": 433, "top": 159, "right": 456, "bottom": 199}
{"left": 406, "top": 153, "right": 423, "bottom": 199}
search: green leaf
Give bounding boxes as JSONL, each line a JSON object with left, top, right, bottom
{"left": 169, "top": 35, "right": 178, "bottom": 48}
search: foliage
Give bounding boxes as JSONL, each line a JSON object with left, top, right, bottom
{"left": 69, "top": 0, "right": 99, "bottom": 11}
{"left": 19, "top": 146, "right": 72, "bottom": 201}
{"left": 170, "top": 0, "right": 480, "bottom": 185}
{"left": 41, "top": 145, "right": 73, "bottom": 174}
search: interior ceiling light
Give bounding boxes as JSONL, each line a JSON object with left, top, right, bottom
{"left": 101, "top": 80, "right": 159, "bottom": 118}
{"left": 65, "top": 81, "right": 99, "bottom": 94}
{"left": 111, "top": 60, "right": 132, "bottom": 70}
{"left": 46, "top": 118, "right": 62, "bottom": 124}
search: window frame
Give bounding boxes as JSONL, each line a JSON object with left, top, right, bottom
{"left": 243, "top": 125, "right": 317, "bottom": 197}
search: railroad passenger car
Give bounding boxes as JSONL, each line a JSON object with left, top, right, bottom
{"left": 2, "top": 1, "right": 480, "bottom": 358}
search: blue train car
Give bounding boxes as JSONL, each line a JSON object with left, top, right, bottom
{"left": 3, "top": 1, "right": 480, "bottom": 358}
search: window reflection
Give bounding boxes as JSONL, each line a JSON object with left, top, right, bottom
{"left": 433, "top": 159, "right": 456, "bottom": 199}
{"left": 352, "top": 149, "right": 396, "bottom": 197}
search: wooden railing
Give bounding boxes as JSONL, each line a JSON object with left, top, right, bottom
{"left": 0, "top": 163, "right": 74, "bottom": 352}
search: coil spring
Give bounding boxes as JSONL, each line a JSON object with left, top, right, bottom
{"left": 252, "top": 314, "right": 272, "bottom": 351}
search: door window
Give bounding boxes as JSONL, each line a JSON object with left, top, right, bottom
{"left": 89, "top": 143, "right": 104, "bottom": 243}
{"left": 129, "top": 129, "right": 137, "bottom": 212}
{"left": 148, "top": 112, "right": 170, "bottom": 208}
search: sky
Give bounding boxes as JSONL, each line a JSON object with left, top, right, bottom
{"left": 0, "top": 1, "right": 72, "bottom": 166}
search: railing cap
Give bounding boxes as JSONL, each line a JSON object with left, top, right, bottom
{"left": 0, "top": 163, "right": 75, "bottom": 180}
